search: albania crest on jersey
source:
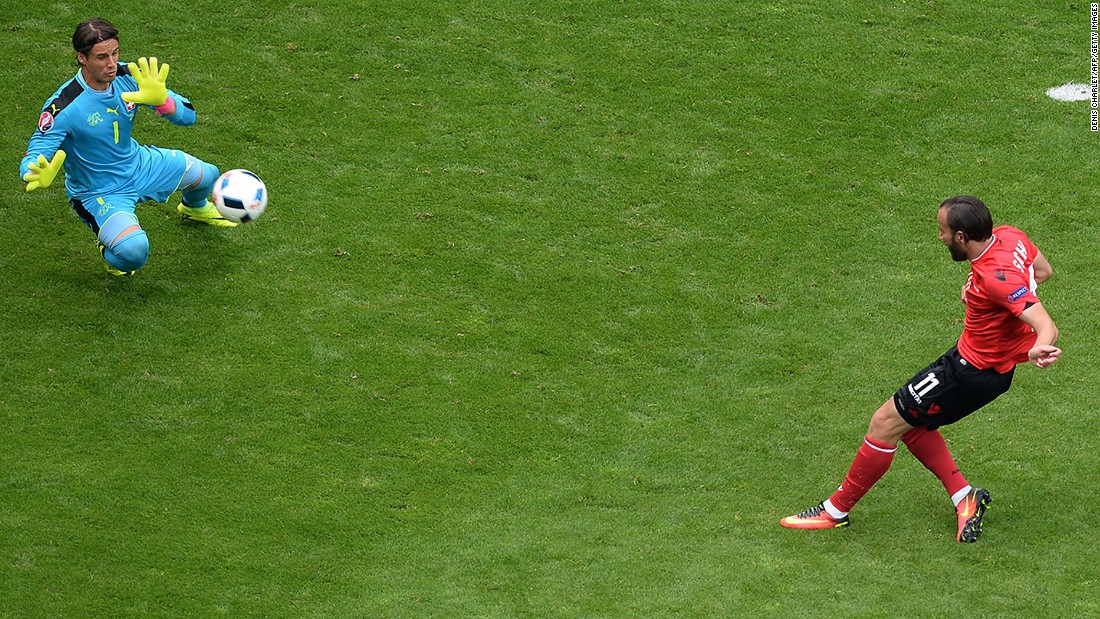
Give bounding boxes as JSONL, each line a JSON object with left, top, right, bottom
{"left": 38, "top": 111, "right": 54, "bottom": 133}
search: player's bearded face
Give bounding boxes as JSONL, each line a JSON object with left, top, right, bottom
{"left": 946, "top": 236, "right": 969, "bottom": 261}
{"left": 78, "top": 39, "right": 120, "bottom": 91}
{"left": 936, "top": 207, "right": 968, "bottom": 261}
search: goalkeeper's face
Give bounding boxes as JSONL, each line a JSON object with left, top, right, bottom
{"left": 77, "top": 39, "right": 119, "bottom": 92}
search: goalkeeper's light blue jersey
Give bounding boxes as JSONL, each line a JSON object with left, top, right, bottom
{"left": 20, "top": 61, "right": 197, "bottom": 200}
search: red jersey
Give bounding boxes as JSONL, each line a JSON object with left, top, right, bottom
{"left": 957, "top": 225, "right": 1041, "bottom": 373}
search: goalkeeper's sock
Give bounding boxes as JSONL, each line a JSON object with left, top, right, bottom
{"left": 180, "top": 157, "right": 218, "bottom": 206}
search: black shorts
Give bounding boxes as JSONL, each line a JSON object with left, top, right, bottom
{"left": 893, "top": 346, "right": 1014, "bottom": 430}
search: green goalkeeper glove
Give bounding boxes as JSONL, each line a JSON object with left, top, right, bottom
{"left": 120, "top": 57, "right": 169, "bottom": 106}
{"left": 23, "top": 150, "right": 66, "bottom": 192}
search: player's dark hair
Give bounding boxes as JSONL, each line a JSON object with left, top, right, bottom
{"left": 939, "top": 195, "right": 993, "bottom": 242}
{"left": 73, "top": 18, "right": 118, "bottom": 56}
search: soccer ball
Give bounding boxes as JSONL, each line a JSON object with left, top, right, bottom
{"left": 212, "top": 169, "right": 268, "bottom": 224}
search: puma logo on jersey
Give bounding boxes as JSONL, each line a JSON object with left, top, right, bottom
{"left": 106, "top": 106, "right": 119, "bottom": 115}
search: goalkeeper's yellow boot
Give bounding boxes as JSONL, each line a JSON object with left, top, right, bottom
{"left": 177, "top": 201, "right": 238, "bottom": 227}
{"left": 97, "top": 241, "right": 135, "bottom": 277}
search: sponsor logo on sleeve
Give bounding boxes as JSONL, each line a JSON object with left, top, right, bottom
{"left": 1007, "top": 285, "right": 1030, "bottom": 302}
{"left": 38, "top": 111, "right": 54, "bottom": 132}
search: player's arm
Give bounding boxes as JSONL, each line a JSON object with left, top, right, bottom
{"left": 21, "top": 114, "right": 68, "bottom": 190}
{"left": 1019, "top": 301, "right": 1061, "bottom": 368}
{"left": 154, "top": 89, "right": 197, "bottom": 126}
{"left": 1032, "top": 250, "right": 1052, "bottom": 284}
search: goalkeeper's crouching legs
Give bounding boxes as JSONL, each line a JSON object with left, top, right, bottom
{"left": 99, "top": 212, "right": 150, "bottom": 274}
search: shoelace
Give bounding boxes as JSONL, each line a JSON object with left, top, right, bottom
{"left": 796, "top": 504, "right": 826, "bottom": 518}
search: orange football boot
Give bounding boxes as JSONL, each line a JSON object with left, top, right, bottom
{"left": 956, "top": 487, "right": 991, "bottom": 543}
{"left": 780, "top": 502, "right": 850, "bottom": 530}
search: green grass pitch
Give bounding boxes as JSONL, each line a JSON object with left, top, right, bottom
{"left": 2, "top": 1, "right": 1098, "bottom": 616}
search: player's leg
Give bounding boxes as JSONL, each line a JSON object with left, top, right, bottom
{"left": 899, "top": 423, "right": 990, "bottom": 542}
{"left": 779, "top": 399, "right": 906, "bottom": 530}
{"left": 179, "top": 154, "right": 219, "bottom": 208}
{"left": 822, "top": 401, "right": 908, "bottom": 518}
{"left": 895, "top": 347, "right": 1012, "bottom": 542}
{"left": 894, "top": 350, "right": 975, "bottom": 516}
{"left": 945, "top": 357, "right": 1013, "bottom": 542}
{"left": 138, "top": 147, "right": 236, "bottom": 227}
{"left": 99, "top": 212, "right": 150, "bottom": 275}
{"left": 71, "top": 195, "right": 149, "bottom": 275}
{"left": 176, "top": 154, "right": 236, "bottom": 227}
{"left": 901, "top": 427, "right": 971, "bottom": 506}
{"left": 781, "top": 350, "right": 958, "bottom": 531}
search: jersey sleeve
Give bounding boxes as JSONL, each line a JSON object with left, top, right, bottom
{"left": 157, "top": 89, "right": 197, "bottom": 126}
{"left": 20, "top": 102, "right": 69, "bottom": 181}
{"left": 985, "top": 267, "right": 1040, "bottom": 316}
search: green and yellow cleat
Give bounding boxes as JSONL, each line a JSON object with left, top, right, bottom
{"left": 177, "top": 201, "right": 238, "bottom": 227}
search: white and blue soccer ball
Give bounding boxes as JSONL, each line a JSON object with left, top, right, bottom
{"left": 212, "top": 169, "right": 268, "bottom": 224}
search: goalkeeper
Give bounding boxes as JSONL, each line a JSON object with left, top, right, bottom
{"left": 19, "top": 17, "right": 235, "bottom": 277}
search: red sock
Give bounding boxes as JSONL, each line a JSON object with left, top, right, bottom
{"left": 901, "top": 426, "right": 969, "bottom": 498}
{"left": 828, "top": 435, "right": 897, "bottom": 513}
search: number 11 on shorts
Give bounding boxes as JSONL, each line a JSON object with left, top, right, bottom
{"left": 912, "top": 373, "right": 940, "bottom": 399}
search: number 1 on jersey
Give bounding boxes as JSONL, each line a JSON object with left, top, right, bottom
{"left": 113, "top": 121, "right": 119, "bottom": 144}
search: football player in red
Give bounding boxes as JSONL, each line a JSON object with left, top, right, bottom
{"left": 781, "top": 196, "right": 1061, "bottom": 542}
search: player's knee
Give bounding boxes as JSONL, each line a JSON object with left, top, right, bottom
{"left": 867, "top": 399, "right": 910, "bottom": 444}
{"left": 110, "top": 230, "right": 150, "bottom": 271}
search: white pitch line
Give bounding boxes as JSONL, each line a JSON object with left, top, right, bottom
{"left": 1047, "top": 82, "right": 1092, "bottom": 102}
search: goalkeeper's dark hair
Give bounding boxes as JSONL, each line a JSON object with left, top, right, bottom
{"left": 73, "top": 18, "right": 118, "bottom": 56}
{"left": 939, "top": 195, "right": 993, "bottom": 242}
